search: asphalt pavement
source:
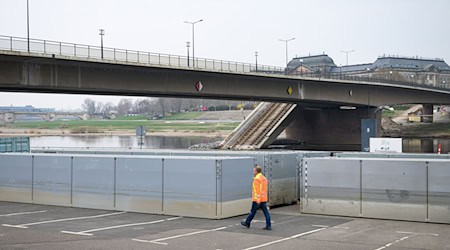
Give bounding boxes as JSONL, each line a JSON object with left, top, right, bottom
{"left": 1, "top": 201, "right": 449, "bottom": 249}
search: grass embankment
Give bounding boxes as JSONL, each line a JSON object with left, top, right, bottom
{"left": 7, "top": 113, "right": 239, "bottom": 133}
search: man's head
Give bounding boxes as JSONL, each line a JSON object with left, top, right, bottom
{"left": 253, "top": 165, "right": 262, "bottom": 176}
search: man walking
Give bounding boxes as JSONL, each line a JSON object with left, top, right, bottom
{"left": 241, "top": 165, "right": 272, "bottom": 230}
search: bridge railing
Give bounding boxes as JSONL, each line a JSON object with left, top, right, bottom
{"left": 0, "top": 35, "right": 284, "bottom": 75}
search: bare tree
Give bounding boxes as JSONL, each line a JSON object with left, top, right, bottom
{"left": 82, "top": 98, "right": 96, "bottom": 115}
{"left": 157, "top": 98, "right": 166, "bottom": 117}
{"left": 117, "top": 98, "right": 133, "bottom": 115}
{"left": 101, "top": 102, "right": 116, "bottom": 114}
{"left": 95, "top": 102, "right": 104, "bottom": 114}
{"left": 132, "top": 98, "right": 155, "bottom": 114}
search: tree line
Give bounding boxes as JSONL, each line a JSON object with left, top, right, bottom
{"left": 82, "top": 97, "right": 257, "bottom": 116}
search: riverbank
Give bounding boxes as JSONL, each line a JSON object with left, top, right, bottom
{"left": 0, "top": 128, "right": 230, "bottom": 138}
{"left": 381, "top": 106, "right": 450, "bottom": 138}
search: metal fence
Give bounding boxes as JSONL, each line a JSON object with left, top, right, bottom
{"left": 0, "top": 137, "right": 30, "bottom": 153}
{"left": 0, "top": 35, "right": 284, "bottom": 75}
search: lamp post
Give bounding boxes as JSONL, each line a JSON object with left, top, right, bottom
{"left": 186, "top": 41, "right": 190, "bottom": 67}
{"left": 255, "top": 51, "right": 258, "bottom": 72}
{"left": 184, "top": 19, "right": 203, "bottom": 68}
{"left": 340, "top": 49, "right": 355, "bottom": 66}
{"left": 99, "top": 29, "right": 105, "bottom": 59}
{"left": 279, "top": 38, "right": 295, "bottom": 65}
{"left": 27, "top": 0, "right": 30, "bottom": 52}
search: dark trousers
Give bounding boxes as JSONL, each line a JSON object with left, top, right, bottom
{"left": 245, "top": 201, "right": 271, "bottom": 228}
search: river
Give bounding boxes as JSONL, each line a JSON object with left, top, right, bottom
{"left": 29, "top": 135, "right": 450, "bottom": 154}
{"left": 30, "top": 135, "right": 222, "bottom": 150}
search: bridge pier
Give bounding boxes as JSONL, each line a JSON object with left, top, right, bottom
{"left": 284, "top": 107, "right": 381, "bottom": 151}
{"left": 0, "top": 113, "right": 16, "bottom": 124}
{"left": 422, "top": 104, "right": 433, "bottom": 123}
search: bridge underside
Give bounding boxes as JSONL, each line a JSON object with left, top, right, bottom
{"left": 283, "top": 106, "right": 381, "bottom": 151}
{"left": 221, "top": 102, "right": 381, "bottom": 151}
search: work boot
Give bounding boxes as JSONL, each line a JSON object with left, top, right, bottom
{"left": 240, "top": 220, "right": 250, "bottom": 228}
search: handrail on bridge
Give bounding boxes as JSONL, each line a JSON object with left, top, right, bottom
{"left": 0, "top": 34, "right": 449, "bottom": 92}
{"left": 0, "top": 35, "right": 284, "bottom": 75}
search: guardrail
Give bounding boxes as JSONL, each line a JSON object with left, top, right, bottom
{"left": 0, "top": 35, "right": 284, "bottom": 75}
{"left": 0, "top": 35, "right": 449, "bottom": 92}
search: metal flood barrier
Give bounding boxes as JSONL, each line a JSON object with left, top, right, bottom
{"left": 335, "top": 152, "right": 450, "bottom": 159}
{"left": 0, "top": 153, "right": 254, "bottom": 219}
{"left": 31, "top": 148, "right": 331, "bottom": 206}
{"left": 0, "top": 137, "right": 30, "bottom": 153}
{"left": 301, "top": 157, "right": 450, "bottom": 224}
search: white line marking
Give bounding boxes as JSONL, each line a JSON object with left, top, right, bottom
{"left": 396, "top": 231, "right": 439, "bottom": 237}
{"left": 133, "top": 239, "right": 168, "bottom": 245}
{"left": 62, "top": 216, "right": 181, "bottom": 236}
{"left": 0, "top": 210, "right": 47, "bottom": 217}
{"left": 312, "top": 225, "right": 329, "bottom": 228}
{"left": 373, "top": 235, "right": 414, "bottom": 250}
{"left": 132, "top": 226, "right": 227, "bottom": 245}
{"left": 1, "top": 224, "right": 29, "bottom": 229}
{"left": 167, "top": 217, "right": 182, "bottom": 221}
{"left": 59, "top": 231, "right": 93, "bottom": 236}
{"left": 2, "top": 211, "right": 126, "bottom": 229}
{"left": 243, "top": 228, "right": 326, "bottom": 250}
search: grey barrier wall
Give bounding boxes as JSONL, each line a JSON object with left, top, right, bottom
{"left": 0, "top": 155, "right": 32, "bottom": 203}
{"left": 0, "top": 153, "right": 254, "bottom": 219}
{"left": 115, "top": 157, "right": 163, "bottom": 214}
{"left": 301, "top": 157, "right": 450, "bottom": 224}
{"left": 31, "top": 148, "right": 332, "bottom": 207}
{"left": 302, "top": 159, "right": 361, "bottom": 217}
{"left": 335, "top": 152, "right": 450, "bottom": 159}
{"left": 34, "top": 155, "right": 72, "bottom": 206}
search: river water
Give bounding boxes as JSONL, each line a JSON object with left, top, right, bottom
{"left": 29, "top": 135, "right": 450, "bottom": 154}
{"left": 30, "top": 135, "right": 222, "bottom": 150}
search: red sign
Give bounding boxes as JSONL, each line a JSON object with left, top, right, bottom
{"left": 195, "top": 81, "right": 203, "bottom": 92}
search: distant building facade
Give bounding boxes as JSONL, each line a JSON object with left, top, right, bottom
{"left": 286, "top": 54, "right": 450, "bottom": 88}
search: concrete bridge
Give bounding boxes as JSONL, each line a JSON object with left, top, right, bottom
{"left": 0, "top": 111, "right": 88, "bottom": 124}
{"left": 1, "top": 35, "right": 450, "bottom": 149}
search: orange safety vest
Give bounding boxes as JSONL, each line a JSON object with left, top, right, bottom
{"left": 252, "top": 173, "right": 268, "bottom": 202}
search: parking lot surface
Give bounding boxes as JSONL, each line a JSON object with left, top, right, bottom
{"left": 1, "top": 201, "right": 450, "bottom": 249}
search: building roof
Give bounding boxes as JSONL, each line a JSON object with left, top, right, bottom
{"left": 330, "top": 63, "right": 372, "bottom": 73}
{"left": 287, "top": 54, "right": 450, "bottom": 74}
{"left": 287, "top": 54, "right": 336, "bottom": 71}
{"left": 372, "top": 56, "right": 450, "bottom": 71}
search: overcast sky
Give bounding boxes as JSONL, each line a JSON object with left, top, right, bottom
{"left": 1, "top": 0, "right": 449, "bottom": 110}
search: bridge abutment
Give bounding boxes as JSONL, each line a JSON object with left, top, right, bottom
{"left": 284, "top": 107, "right": 381, "bottom": 151}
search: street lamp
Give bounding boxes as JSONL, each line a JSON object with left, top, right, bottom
{"left": 184, "top": 19, "right": 203, "bottom": 68}
{"left": 27, "top": 0, "right": 30, "bottom": 52}
{"left": 186, "top": 41, "right": 190, "bottom": 67}
{"left": 99, "top": 29, "right": 105, "bottom": 59}
{"left": 255, "top": 51, "right": 258, "bottom": 72}
{"left": 340, "top": 49, "right": 355, "bottom": 66}
{"left": 279, "top": 38, "right": 295, "bottom": 65}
